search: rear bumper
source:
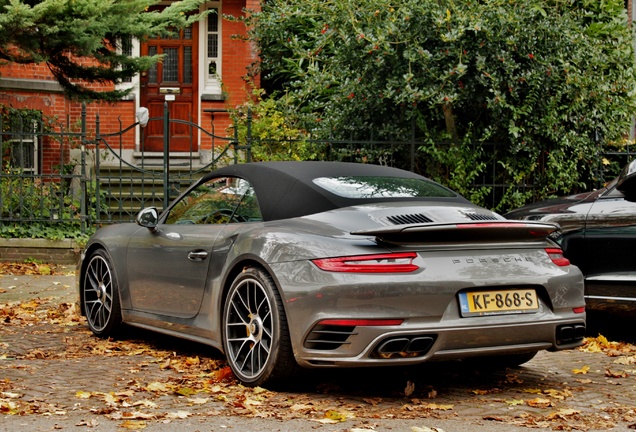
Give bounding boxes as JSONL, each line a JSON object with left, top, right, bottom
{"left": 295, "top": 317, "right": 585, "bottom": 368}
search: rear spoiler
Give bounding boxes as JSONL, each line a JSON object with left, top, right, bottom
{"left": 351, "top": 221, "right": 559, "bottom": 245}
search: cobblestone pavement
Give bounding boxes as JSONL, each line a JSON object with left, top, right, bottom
{"left": 1, "top": 271, "right": 636, "bottom": 431}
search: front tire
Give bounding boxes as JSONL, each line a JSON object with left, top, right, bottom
{"left": 82, "top": 249, "right": 123, "bottom": 337}
{"left": 223, "top": 267, "right": 298, "bottom": 387}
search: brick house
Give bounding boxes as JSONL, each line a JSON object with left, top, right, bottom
{"left": 0, "top": 0, "right": 261, "bottom": 172}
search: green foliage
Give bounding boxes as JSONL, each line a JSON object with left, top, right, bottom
{"left": 230, "top": 88, "right": 324, "bottom": 162}
{"left": 0, "top": 0, "right": 209, "bottom": 101}
{"left": 0, "top": 174, "right": 92, "bottom": 241}
{"left": 243, "top": 0, "right": 636, "bottom": 211}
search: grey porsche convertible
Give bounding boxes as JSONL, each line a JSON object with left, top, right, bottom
{"left": 78, "top": 161, "right": 586, "bottom": 386}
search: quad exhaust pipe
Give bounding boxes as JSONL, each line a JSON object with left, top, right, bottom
{"left": 556, "top": 324, "right": 586, "bottom": 345}
{"left": 374, "top": 335, "right": 436, "bottom": 359}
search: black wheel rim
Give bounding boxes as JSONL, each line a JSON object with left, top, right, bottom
{"left": 225, "top": 277, "right": 273, "bottom": 381}
{"left": 84, "top": 255, "right": 114, "bottom": 332}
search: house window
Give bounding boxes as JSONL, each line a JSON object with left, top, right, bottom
{"left": 115, "top": 35, "right": 139, "bottom": 97}
{"left": 121, "top": 36, "right": 133, "bottom": 83}
{"left": 204, "top": 4, "right": 222, "bottom": 93}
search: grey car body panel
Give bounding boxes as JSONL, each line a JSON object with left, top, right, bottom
{"left": 79, "top": 161, "right": 586, "bottom": 369}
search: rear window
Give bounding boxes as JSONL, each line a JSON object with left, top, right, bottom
{"left": 312, "top": 176, "right": 456, "bottom": 199}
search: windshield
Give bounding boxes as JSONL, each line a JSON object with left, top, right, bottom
{"left": 313, "top": 176, "right": 457, "bottom": 199}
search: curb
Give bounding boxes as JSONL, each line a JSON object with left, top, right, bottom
{"left": 0, "top": 238, "right": 80, "bottom": 264}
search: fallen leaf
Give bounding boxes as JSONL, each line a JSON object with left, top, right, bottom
{"left": 186, "top": 397, "right": 209, "bottom": 405}
{"left": 145, "top": 382, "right": 172, "bottom": 393}
{"left": 324, "top": 409, "right": 352, "bottom": 422}
{"left": 404, "top": 381, "right": 415, "bottom": 397}
{"left": 411, "top": 427, "right": 446, "bottom": 432}
{"left": 546, "top": 408, "right": 580, "bottom": 420}
{"left": 166, "top": 410, "right": 191, "bottom": 419}
{"left": 572, "top": 365, "right": 590, "bottom": 374}
{"left": 119, "top": 420, "right": 147, "bottom": 430}
{"left": 606, "top": 369, "right": 628, "bottom": 378}
{"left": 526, "top": 398, "right": 553, "bottom": 408}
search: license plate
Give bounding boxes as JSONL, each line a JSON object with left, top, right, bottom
{"left": 458, "top": 289, "right": 539, "bottom": 317}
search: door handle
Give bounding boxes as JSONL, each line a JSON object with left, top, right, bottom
{"left": 188, "top": 250, "right": 209, "bottom": 261}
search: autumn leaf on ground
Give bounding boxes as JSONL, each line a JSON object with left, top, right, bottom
{"left": 420, "top": 403, "right": 453, "bottom": 411}
{"left": 404, "top": 380, "right": 415, "bottom": 397}
{"left": 209, "top": 366, "right": 235, "bottom": 383}
{"left": 75, "top": 391, "right": 92, "bottom": 399}
{"left": 145, "top": 382, "right": 173, "bottom": 393}
{"left": 546, "top": 408, "right": 580, "bottom": 420}
{"left": 543, "top": 388, "right": 572, "bottom": 400}
{"left": 614, "top": 356, "right": 636, "bottom": 365}
{"left": 324, "top": 409, "right": 352, "bottom": 422}
{"left": 605, "top": 369, "right": 628, "bottom": 378}
{"left": 0, "top": 400, "right": 19, "bottom": 414}
{"left": 572, "top": 365, "right": 590, "bottom": 374}
{"left": 185, "top": 356, "right": 200, "bottom": 366}
{"left": 119, "top": 420, "right": 147, "bottom": 430}
{"left": 411, "top": 427, "right": 447, "bottom": 432}
{"left": 0, "top": 262, "right": 68, "bottom": 276}
{"left": 526, "top": 398, "right": 553, "bottom": 408}
{"left": 175, "top": 387, "right": 197, "bottom": 396}
{"left": 582, "top": 335, "right": 636, "bottom": 356}
{"left": 166, "top": 410, "right": 191, "bottom": 419}
{"left": 290, "top": 403, "right": 315, "bottom": 412}
{"left": 76, "top": 419, "right": 99, "bottom": 427}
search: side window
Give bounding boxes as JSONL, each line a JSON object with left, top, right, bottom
{"left": 165, "top": 177, "right": 262, "bottom": 225}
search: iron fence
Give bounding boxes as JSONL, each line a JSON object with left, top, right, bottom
{"left": 1, "top": 105, "right": 635, "bottom": 237}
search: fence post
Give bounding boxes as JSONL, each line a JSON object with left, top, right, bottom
{"left": 163, "top": 101, "right": 170, "bottom": 209}
{"left": 80, "top": 104, "right": 87, "bottom": 234}
{"left": 246, "top": 107, "right": 252, "bottom": 163}
{"left": 410, "top": 117, "right": 416, "bottom": 172}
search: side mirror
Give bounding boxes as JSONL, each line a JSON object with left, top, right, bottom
{"left": 616, "top": 159, "right": 636, "bottom": 202}
{"left": 136, "top": 207, "right": 159, "bottom": 231}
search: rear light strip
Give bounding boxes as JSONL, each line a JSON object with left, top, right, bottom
{"left": 545, "top": 248, "right": 570, "bottom": 267}
{"left": 312, "top": 252, "right": 419, "bottom": 273}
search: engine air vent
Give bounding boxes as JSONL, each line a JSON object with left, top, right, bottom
{"left": 465, "top": 212, "right": 499, "bottom": 221}
{"left": 386, "top": 213, "right": 433, "bottom": 225}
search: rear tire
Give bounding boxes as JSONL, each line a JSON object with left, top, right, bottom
{"left": 82, "top": 249, "right": 123, "bottom": 337}
{"left": 222, "top": 267, "right": 298, "bottom": 387}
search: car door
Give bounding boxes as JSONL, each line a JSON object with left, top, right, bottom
{"left": 583, "top": 182, "right": 636, "bottom": 308}
{"left": 126, "top": 176, "right": 257, "bottom": 318}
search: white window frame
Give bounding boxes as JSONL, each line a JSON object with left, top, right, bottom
{"left": 115, "top": 36, "right": 141, "bottom": 99}
{"left": 201, "top": 2, "right": 222, "bottom": 96}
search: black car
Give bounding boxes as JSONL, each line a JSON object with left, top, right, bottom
{"left": 506, "top": 160, "right": 636, "bottom": 316}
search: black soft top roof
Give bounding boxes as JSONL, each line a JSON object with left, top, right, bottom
{"left": 206, "top": 161, "right": 464, "bottom": 221}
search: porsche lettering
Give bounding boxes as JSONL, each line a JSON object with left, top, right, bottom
{"left": 452, "top": 257, "right": 530, "bottom": 264}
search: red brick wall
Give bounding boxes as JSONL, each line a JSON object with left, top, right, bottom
{"left": 0, "top": 0, "right": 260, "bottom": 169}
{"left": 201, "top": 0, "right": 261, "bottom": 138}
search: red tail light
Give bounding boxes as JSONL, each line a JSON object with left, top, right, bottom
{"left": 545, "top": 248, "right": 570, "bottom": 267}
{"left": 312, "top": 252, "right": 419, "bottom": 273}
